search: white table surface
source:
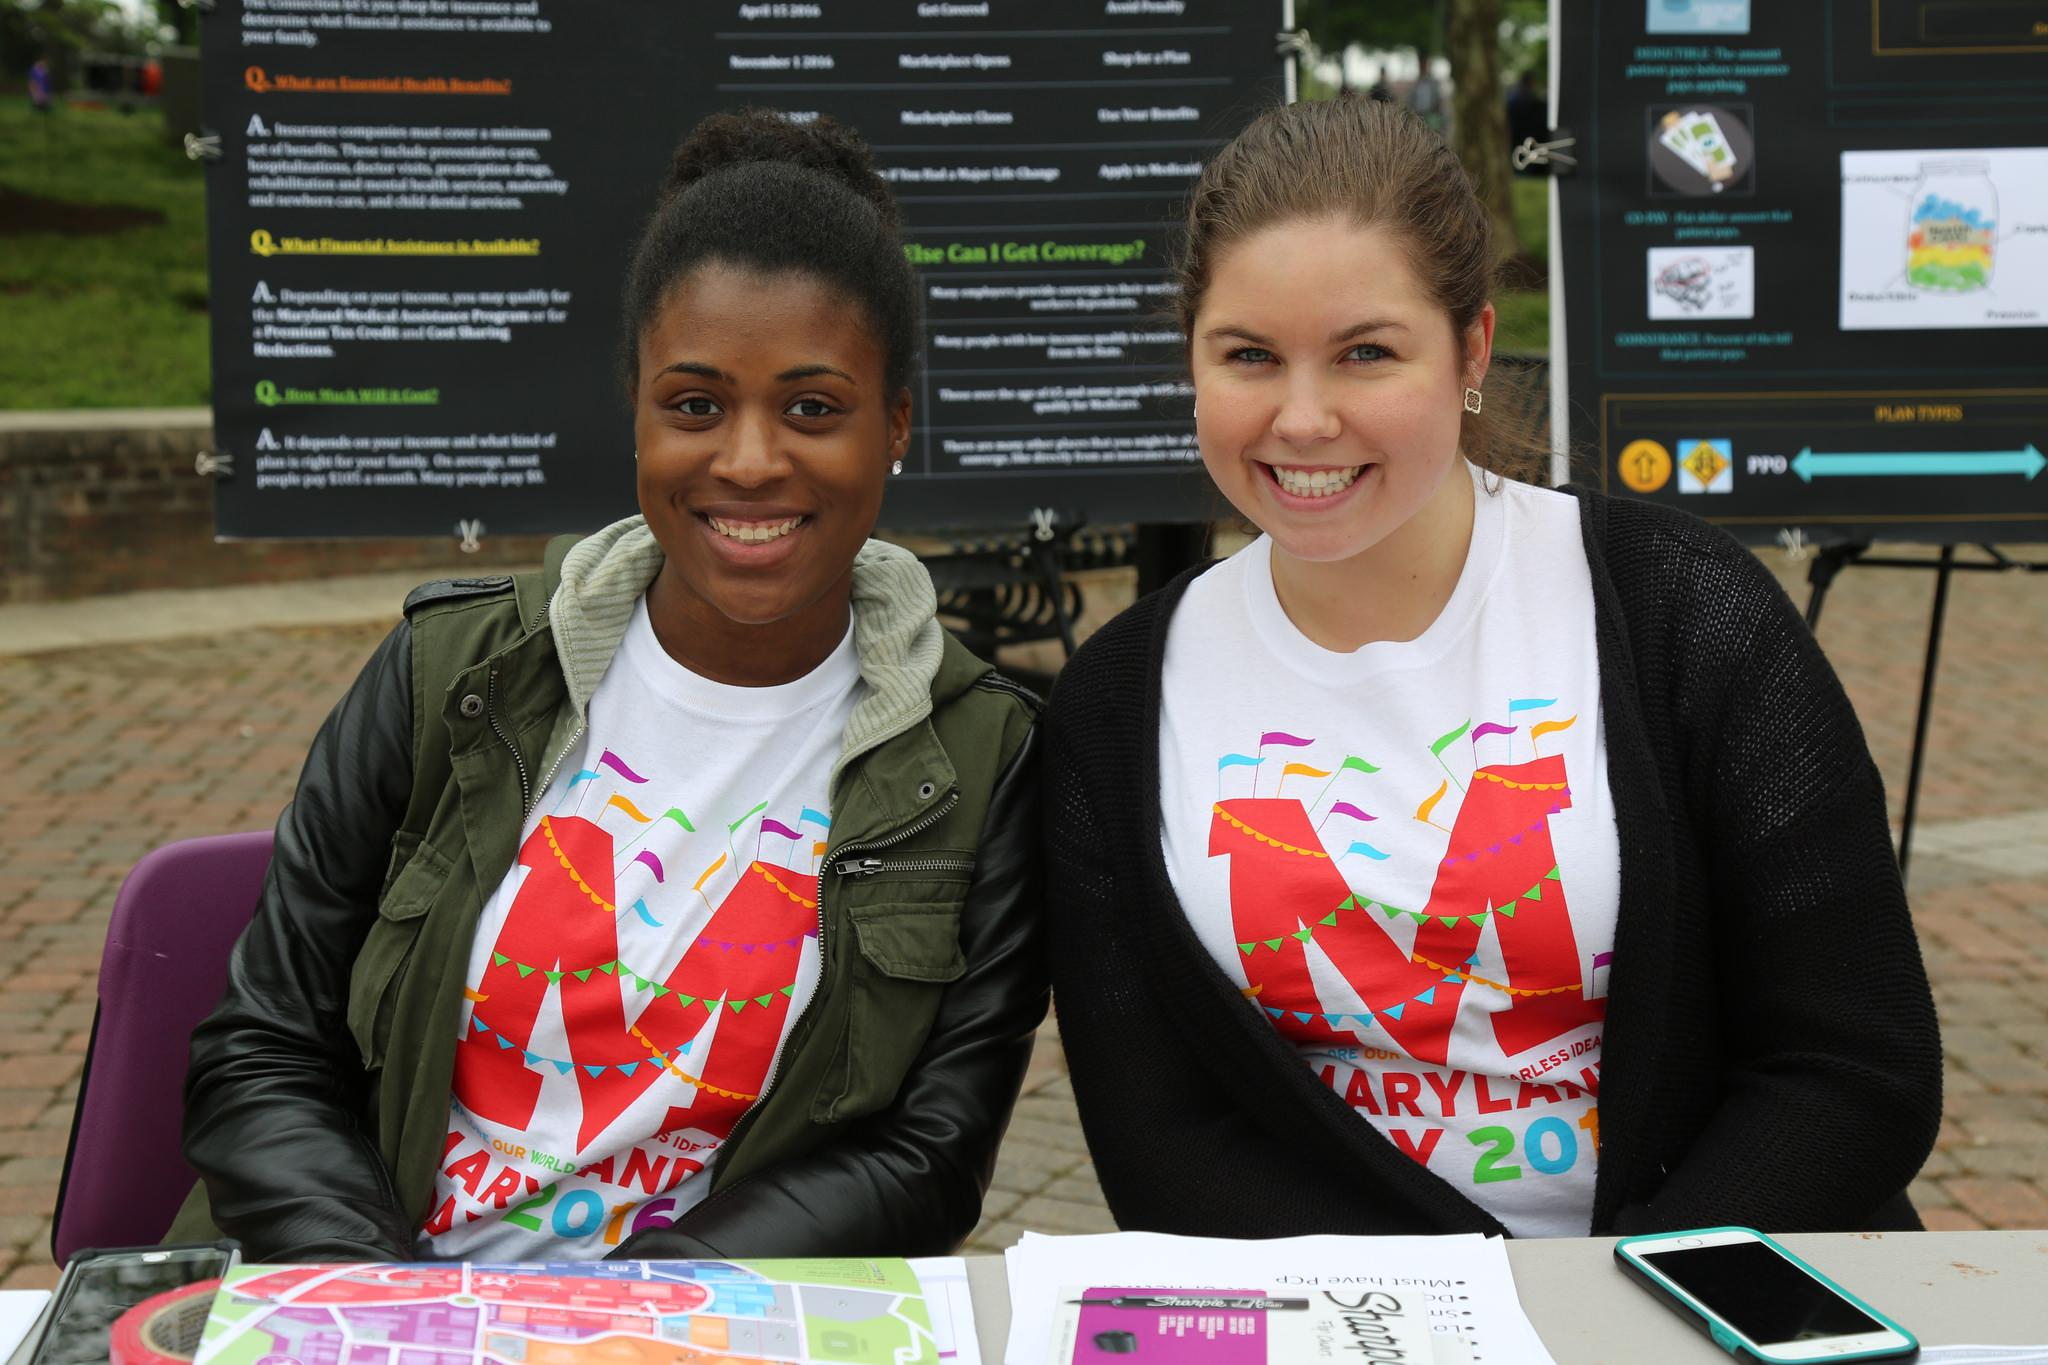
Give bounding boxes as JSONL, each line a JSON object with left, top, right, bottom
{"left": 964, "top": 1230, "right": 2048, "bottom": 1362}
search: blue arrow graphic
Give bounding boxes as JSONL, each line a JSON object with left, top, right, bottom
{"left": 1791, "top": 445, "right": 2044, "bottom": 482}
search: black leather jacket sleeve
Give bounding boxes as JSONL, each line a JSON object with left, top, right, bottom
{"left": 181, "top": 621, "right": 419, "bottom": 1262}
{"left": 612, "top": 724, "right": 1048, "bottom": 1260}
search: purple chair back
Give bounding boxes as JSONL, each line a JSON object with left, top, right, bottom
{"left": 53, "top": 831, "right": 273, "bottom": 1261}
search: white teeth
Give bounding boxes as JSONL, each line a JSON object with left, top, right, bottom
{"left": 1271, "top": 465, "right": 1363, "bottom": 498}
{"left": 708, "top": 516, "right": 802, "bottom": 543}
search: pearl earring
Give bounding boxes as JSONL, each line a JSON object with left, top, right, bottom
{"left": 1463, "top": 387, "right": 1483, "bottom": 415}
{"left": 890, "top": 458, "right": 903, "bottom": 476}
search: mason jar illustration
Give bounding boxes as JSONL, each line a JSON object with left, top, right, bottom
{"left": 1907, "top": 160, "right": 1996, "bottom": 293}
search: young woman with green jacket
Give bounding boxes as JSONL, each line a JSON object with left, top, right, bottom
{"left": 174, "top": 110, "right": 1044, "bottom": 1262}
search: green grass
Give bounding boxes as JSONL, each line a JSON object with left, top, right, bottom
{"left": 1496, "top": 175, "right": 1550, "bottom": 356}
{"left": 0, "top": 102, "right": 212, "bottom": 409}
{"left": 1493, "top": 289, "right": 1550, "bottom": 356}
{"left": 1511, "top": 174, "right": 1548, "bottom": 260}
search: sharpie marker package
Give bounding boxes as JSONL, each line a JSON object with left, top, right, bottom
{"left": 1048, "top": 1283, "right": 1435, "bottom": 1363}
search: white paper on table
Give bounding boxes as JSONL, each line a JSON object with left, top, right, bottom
{"left": 1918, "top": 1349, "right": 2048, "bottom": 1365}
{"left": 907, "top": 1256, "right": 982, "bottom": 1365}
{"left": 1001, "top": 1231, "right": 1555, "bottom": 1365}
{"left": 0, "top": 1291, "right": 51, "bottom": 1364}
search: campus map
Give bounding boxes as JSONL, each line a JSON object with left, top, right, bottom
{"left": 191, "top": 1259, "right": 966, "bottom": 1365}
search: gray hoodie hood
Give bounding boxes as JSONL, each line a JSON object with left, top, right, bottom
{"left": 547, "top": 516, "right": 945, "bottom": 777}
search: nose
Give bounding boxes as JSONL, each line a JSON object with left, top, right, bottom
{"left": 1270, "top": 375, "right": 1341, "bottom": 448}
{"left": 708, "top": 407, "right": 790, "bottom": 487}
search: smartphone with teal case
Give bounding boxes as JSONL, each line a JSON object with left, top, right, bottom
{"left": 1614, "top": 1226, "right": 1917, "bottom": 1362}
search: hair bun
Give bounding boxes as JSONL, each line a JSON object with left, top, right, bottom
{"left": 665, "top": 108, "right": 897, "bottom": 230}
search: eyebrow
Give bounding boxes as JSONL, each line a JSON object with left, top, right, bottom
{"left": 654, "top": 361, "right": 858, "bottom": 384}
{"left": 775, "top": 363, "right": 857, "bottom": 384}
{"left": 1202, "top": 320, "right": 1410, "bottom": 346}
{"left": 1328, "top": 319, "right": 1409, "bottom": 343}
{"left": 656, "top": 361, "right": 731, "bottom": 382}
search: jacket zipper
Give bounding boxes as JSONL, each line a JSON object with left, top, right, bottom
{"left": 833, "top": 854, "right": 976, "bottom": 877}
{"left": 520, "top": 594, "right": 575, "bottom": 816}
{"left": 526, "top": 722, "right": 585, "bottom": 819}
{"left": 482, "top": 613, "right": 584, "bottom": 820}
{"left": 476, "top": 592, "right": 576, "bottom": 821}
{"left": 484, "top": 668, "right": 532, "bottom": 814}
{"left": 700, "top": 788, "right": 962, "bottom": 1192}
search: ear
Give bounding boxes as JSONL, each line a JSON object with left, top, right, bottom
{"left": 1464, "top": 302, "right": 1497, "bottom": 391}
{"left": 887, "top": 386, "right": 913, "bottom": 460}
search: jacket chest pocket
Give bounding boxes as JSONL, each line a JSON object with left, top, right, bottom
{"left": 348, "top": 835, "right": 454, "bottom": 1071}
{"left": 814, "top": 869, "right": 972, "bottom": 1123}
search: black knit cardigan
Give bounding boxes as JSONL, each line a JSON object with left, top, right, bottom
{"left": 1043, "top": 486, "right": 1941, "bottom": 1237}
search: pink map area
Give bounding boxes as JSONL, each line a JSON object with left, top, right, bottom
{"left": 204, "top": 1263, "right": 806, "bottom": 1365}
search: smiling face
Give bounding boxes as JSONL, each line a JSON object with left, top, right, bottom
{"left": 1190, "top": 216, "right": 1493, "bottom": 570}
{"left": 633, "top": 263, "right": 909, "bottom": 668}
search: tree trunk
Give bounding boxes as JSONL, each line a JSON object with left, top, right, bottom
{"left": 1446, "top": 0, "right": 1520, "bottom": 259}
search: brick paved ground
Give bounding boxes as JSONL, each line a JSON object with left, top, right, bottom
{"left": 0, "top": 543, "right": 2042, "bottom": 1285}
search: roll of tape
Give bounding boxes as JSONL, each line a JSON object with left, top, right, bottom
{"left": 109, "top": 1278, "right": 219, "bottom": 1365}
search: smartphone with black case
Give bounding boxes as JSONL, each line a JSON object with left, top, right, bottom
{"left": 20, "top": 1243, "right": 238, "bottom": 1365}
{"left": 1615, "top": 1227, "right": 1917, "bottom": 1362}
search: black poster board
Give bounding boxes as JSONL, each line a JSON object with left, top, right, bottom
{"left": 1555, "top": 0, "right": 2048, "bottom": 545}
{"left": 200, "top": 1, "right": 1288, "bottom": 540}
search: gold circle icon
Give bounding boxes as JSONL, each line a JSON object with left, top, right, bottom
{"left": 1618, "top": 439, "right": 1672, "bottom": 493}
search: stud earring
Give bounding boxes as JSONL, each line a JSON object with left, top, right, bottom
{"left": 1463, "top": 387, "right": 1483, "bottom": 415}
{"left": 890, "top": 458, "right": 903, "bottom": 476}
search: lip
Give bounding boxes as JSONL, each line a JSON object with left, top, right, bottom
{"left": 1257, "top": 460, "right": 1376, "bottom": 512}
{"left": 693, "top": 507, "right": 811, "bottom": 566}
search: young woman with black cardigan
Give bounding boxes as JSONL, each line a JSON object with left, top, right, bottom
{"left": 1042, "top": 99, "right": 1940, "bottom": 1238}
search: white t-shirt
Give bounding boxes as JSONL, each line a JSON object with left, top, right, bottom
{"left": 1159, "top": 464, "right": 1619, "bottom": 1237}
{"left": 423, "top": 598, "right": 857, "bottom": 1258}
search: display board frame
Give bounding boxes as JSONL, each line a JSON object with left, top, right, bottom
{"left": 196, "top": 1, "right": 1293, "bottom": 540}
{"left": 1551, "top": 0, "right": 2048, "bottom": 546}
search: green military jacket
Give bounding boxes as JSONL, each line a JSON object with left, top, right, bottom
{"left": 174, "top": 519, "right": 1043, "bottom": 1258}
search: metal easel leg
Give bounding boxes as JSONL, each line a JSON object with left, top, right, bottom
{"left": 1032, "top": 538, "right": 1078, "bottom": 659}
{"left": 1803, "top": 543, "right": 1867, "bottom": 632}
{"left": 1897, "top": 545, "right": 1956, "bottom": 879}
